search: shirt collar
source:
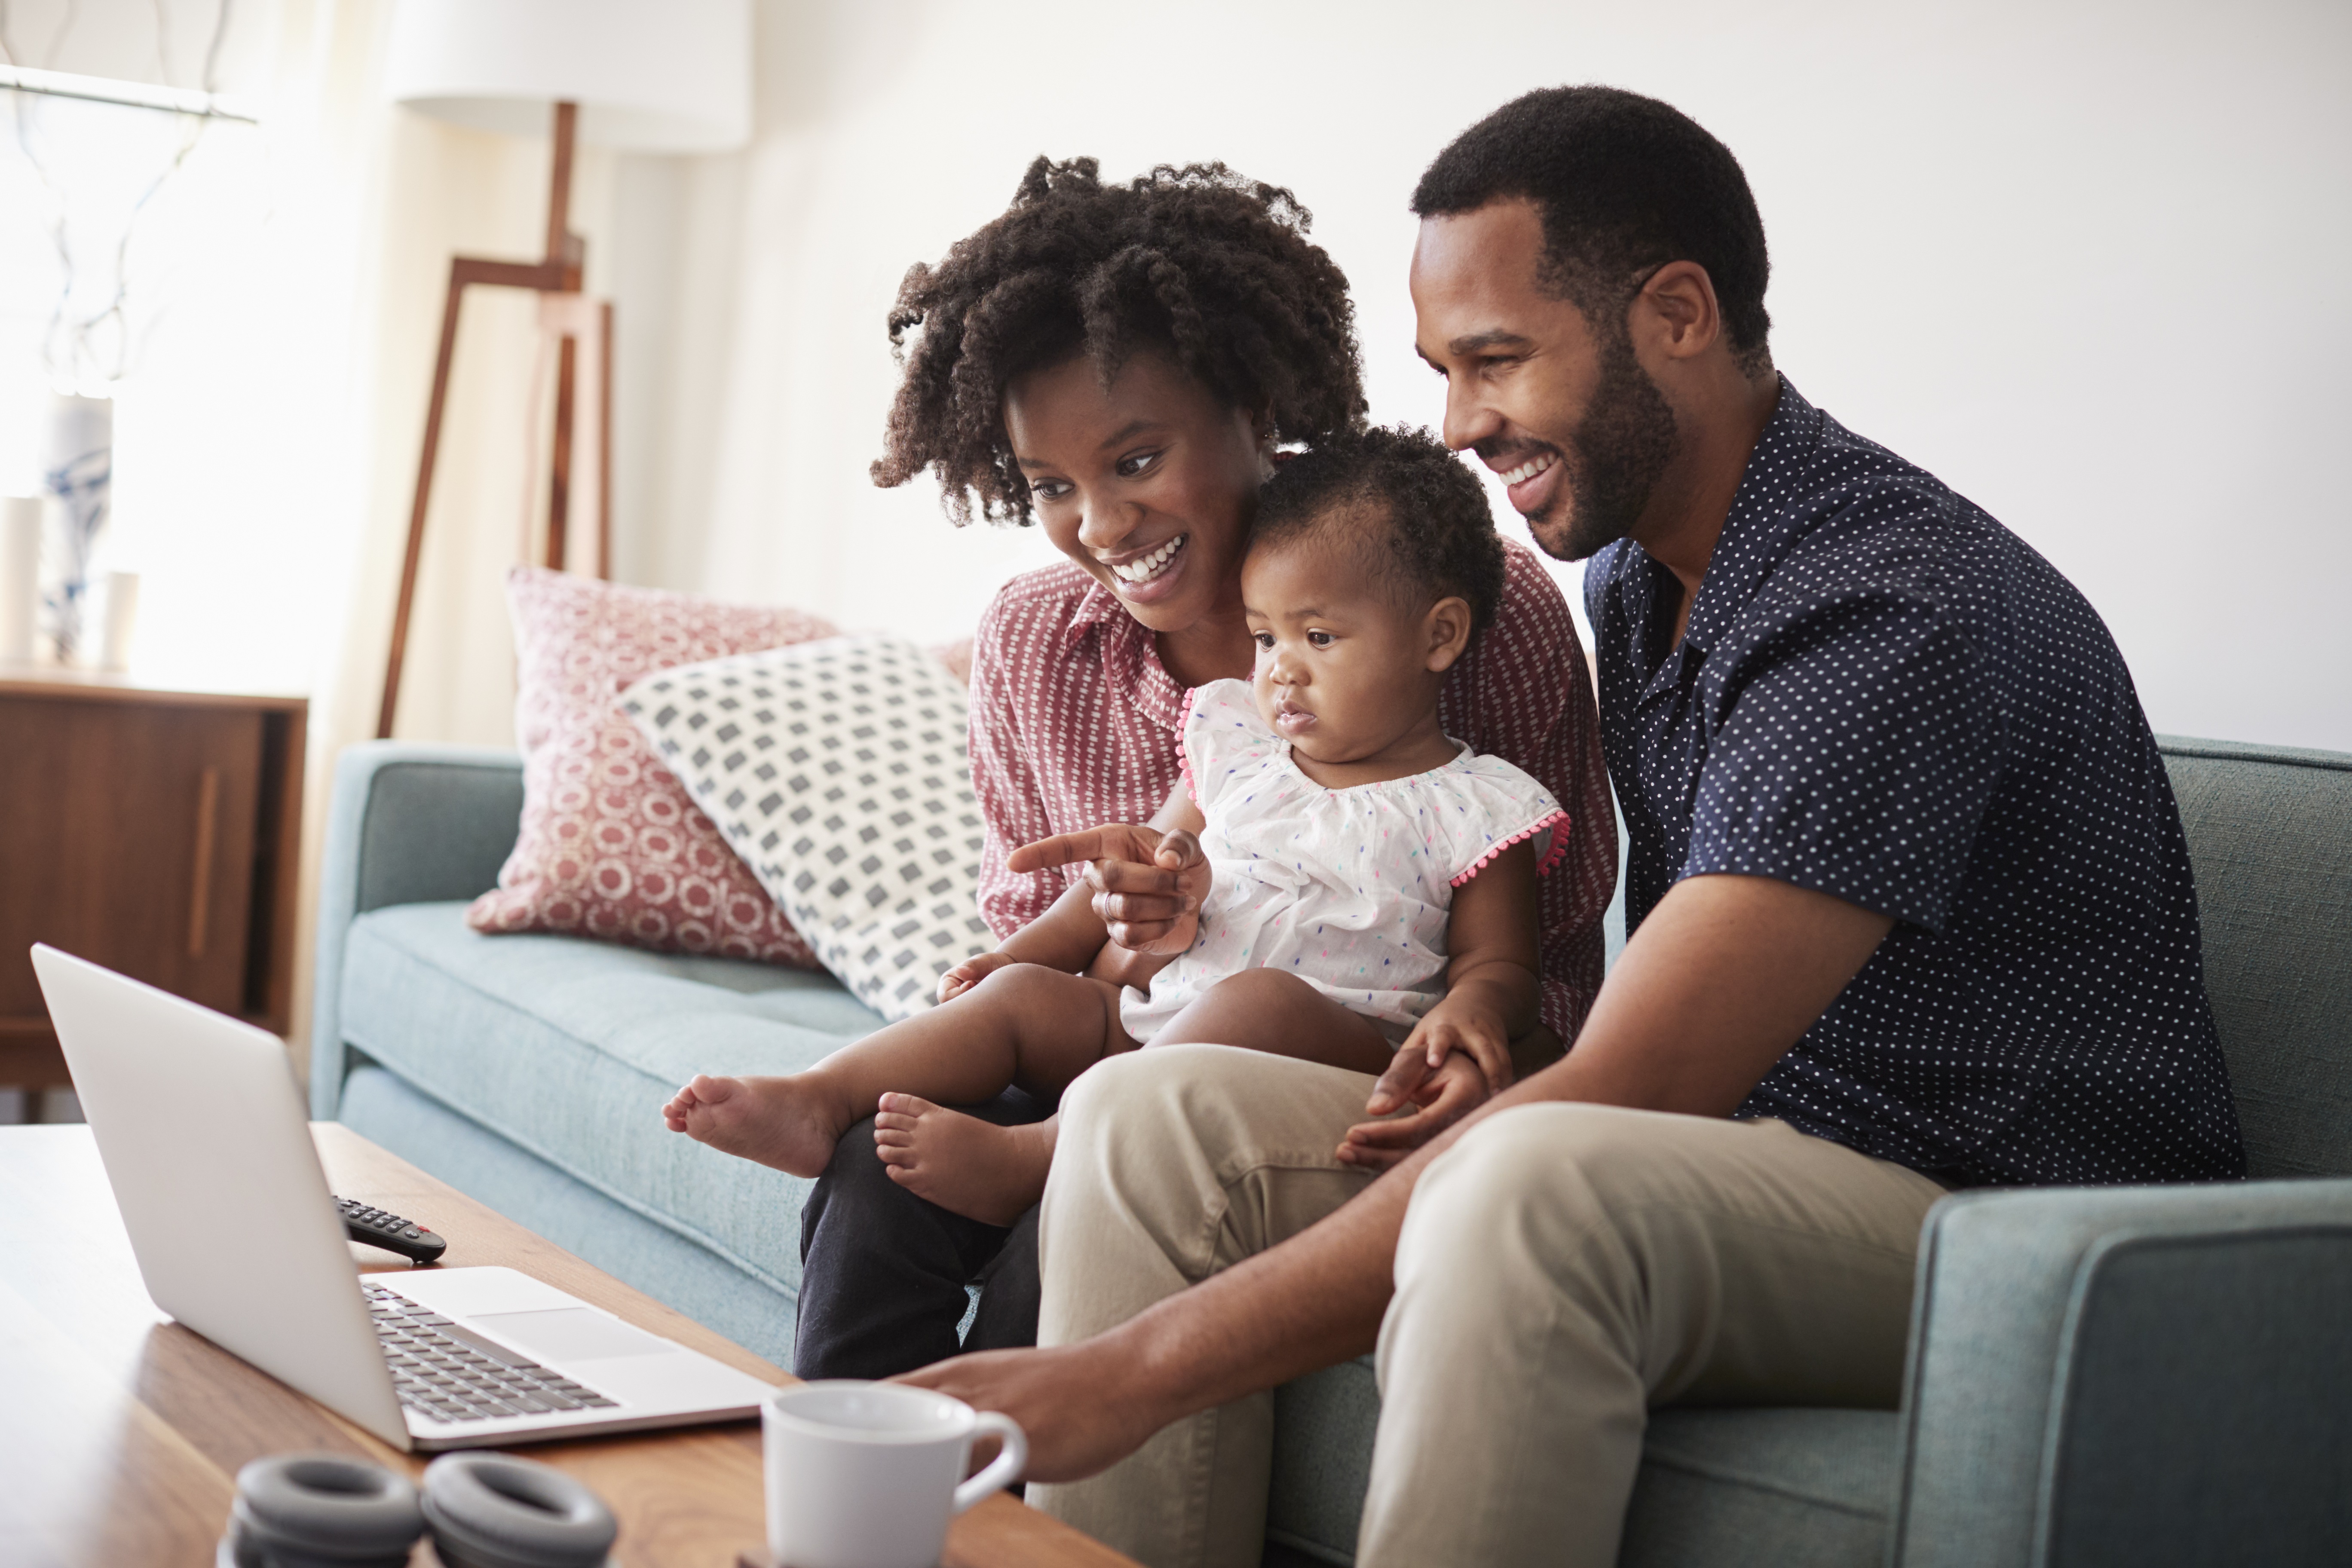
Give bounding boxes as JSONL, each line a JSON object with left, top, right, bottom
{"left": 1678, "top": 373, "right": 1824, "bottom": 658}
{"left": 1065, "top": 577, "right": 1128, "bottom": 640}
{"left": 1067, "top": 575, "right": 1189, "bottom": 732}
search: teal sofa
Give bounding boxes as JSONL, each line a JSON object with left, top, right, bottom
{"left": 312, "top": 736, "right": 2352, "bottom": 1567}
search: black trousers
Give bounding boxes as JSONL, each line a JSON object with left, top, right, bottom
{"left": 792, "top": 1088, "right": 1050, "bottom": 1380}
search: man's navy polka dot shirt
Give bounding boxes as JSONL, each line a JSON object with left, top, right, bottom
{"left": 1585, "top": 377, "right": 2245, "bottom": 1187}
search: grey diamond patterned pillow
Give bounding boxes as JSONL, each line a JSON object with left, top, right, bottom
{"left": 621, "top": 634, "right": 992, "bottom": 1021}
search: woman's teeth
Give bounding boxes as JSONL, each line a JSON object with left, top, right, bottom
{"left": 1112, "top": 535, "right": 1186, "bottom": 584}
{"left": 1499, "top": 452, "right": 1559, "bottom": 486}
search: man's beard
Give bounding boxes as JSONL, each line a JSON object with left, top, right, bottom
{"left": 1534, "top": 327, "right": 1679, "bottom": 562}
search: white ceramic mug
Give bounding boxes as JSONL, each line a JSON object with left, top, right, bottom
{"left": 762, "top": 1380, "right": 1027, "bottom": 1568}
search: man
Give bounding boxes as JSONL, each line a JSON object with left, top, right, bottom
{"left": 908, "top": 86, "right": 2245, "bottom": 1568}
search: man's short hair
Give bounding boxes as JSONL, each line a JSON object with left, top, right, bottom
{"left": 1412, "top": 86, "right": 1772, "bottom": 373}
{"left": 1251, "top": 425, "right": 1506, "bottom": 636}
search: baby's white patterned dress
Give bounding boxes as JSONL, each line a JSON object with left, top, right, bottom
{"left": 1120, "top": 678, "right": 1569, "bottom": 1047}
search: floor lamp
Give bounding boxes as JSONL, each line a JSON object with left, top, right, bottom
{"left": 376, "top": 0, "right": 751, "bottom": 740}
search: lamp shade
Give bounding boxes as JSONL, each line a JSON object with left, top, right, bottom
{"left": 384, "top": 0, "right": 751, "bottom": 154}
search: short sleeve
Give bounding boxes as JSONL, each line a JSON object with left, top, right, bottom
{"left": 1682, "top": 588, "right": 2001, "bottom": 932}
{"left": 1437, "top": 757, "right": 1570, "bottom": 888}
{"left": 1179, "top": 679, "right": 1273, "bottom": 814}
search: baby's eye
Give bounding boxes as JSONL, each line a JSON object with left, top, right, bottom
{"left": 1252, "top": 631, "right": 1276, "bottom": 650}
{"left": 1307, "top": 631, "right": 1335, "bottom": 648}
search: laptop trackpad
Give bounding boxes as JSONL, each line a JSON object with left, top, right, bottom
{"left": 471, "top": 1307, "right": 674, "bottom": 1362}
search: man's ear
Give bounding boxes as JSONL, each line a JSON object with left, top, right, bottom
{"left": 1424, "top": 595, "right": 1475, "bottom": 674}
{"left": 1634, "top": 260, "right": 1721, "bottom": 362}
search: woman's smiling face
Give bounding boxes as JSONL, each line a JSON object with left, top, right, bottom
{"left": 1002, "top": 349, "right": 1270, "bottom": 636}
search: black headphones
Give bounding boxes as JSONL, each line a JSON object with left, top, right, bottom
{"left": 221, "top": 1452, "right": 618, "bottom": 1568}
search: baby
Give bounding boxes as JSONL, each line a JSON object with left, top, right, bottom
{"left": 664, "top": 425, "right": 1571, "bottom": 1224}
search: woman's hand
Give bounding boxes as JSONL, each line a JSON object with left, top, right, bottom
{"left": 938, "top": 949, "right": 1019, "bottom": 1003}
{"left": 1338, "top": 1049, "right": 1492, "bottom": 1172}
{"left": 1008, "top": 825, "right": 1210, "bottom": 956}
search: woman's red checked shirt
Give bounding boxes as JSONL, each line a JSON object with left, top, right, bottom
{"left": 966, "top": 541, "right": 1618, "bottom": 1040}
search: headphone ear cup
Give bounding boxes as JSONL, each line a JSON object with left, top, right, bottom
{"left": 221, "top": 1454, "right": 423, "bottom": 1568}
{"left": 420, "top": 1453, "right": 618, "bottom": 1568}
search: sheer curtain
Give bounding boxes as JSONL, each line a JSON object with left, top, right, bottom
{"left": 0, "top": 0, "right": 624, "bottom": 1063}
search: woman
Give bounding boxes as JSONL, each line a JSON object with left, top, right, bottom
{"left": 792, "top": 156, "right": 1615, "bottom": 1380}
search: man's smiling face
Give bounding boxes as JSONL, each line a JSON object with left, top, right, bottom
{"left": 1410, "top": 197, "right": 1679, "bottom": 562}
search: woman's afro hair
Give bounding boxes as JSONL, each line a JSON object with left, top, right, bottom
{"left": 872, "top": 156, "right": 1367, "bottom": 525}
{"left": 1251, "top": 425, "right": 1506, "bottom": 637}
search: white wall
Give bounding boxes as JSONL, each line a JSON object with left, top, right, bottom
{"left": 609, "top": 0, "right": 2352, "bottom": 753}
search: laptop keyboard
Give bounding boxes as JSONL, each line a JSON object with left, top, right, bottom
{"left": 364, "top": 1283, "right": 620, "bottom": 1425}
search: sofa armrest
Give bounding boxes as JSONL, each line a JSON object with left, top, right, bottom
{"left": 309, "top": 742, "right": 524, "bottom": 1117}
{"left": 1890, "top": 1179, "right": 2352, "bottom": 1568}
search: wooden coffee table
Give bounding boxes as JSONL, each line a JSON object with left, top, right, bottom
{"left": 0, "top": 1122, "right": 1137, "bottom": 1568}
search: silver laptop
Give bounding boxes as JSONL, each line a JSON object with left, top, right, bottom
{"left": 31, "top": 944, "right": 778, "bottom": 1451}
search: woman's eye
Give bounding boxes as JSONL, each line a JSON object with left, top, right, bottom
{"left": 1307, "top": 631, "right": 1334, "bottom": 648}
{"left": 1117, "top": 450, "right": 1161, "bottom": 478}
{"left": 1030, "top": 478, "right": 1070, "bottom": 500}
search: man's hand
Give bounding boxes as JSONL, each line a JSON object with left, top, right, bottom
{"left": 897, "top": 1342, "right": 1163, "bottom": 1485}
{"left": 938, "top": 949, "right": 1019, "bottom": 1003}
{"left": 1009, "top": 825, "right": 1210, "bottom": 956}
{"left": 1339, "top": 1049, "right": 1491, "bottom": 1170}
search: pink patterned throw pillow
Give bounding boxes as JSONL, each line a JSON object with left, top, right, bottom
{"left": 466, "top": 567, "right": 836, "bottom": 964}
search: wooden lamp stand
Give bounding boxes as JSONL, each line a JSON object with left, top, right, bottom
{"left": 377, "top": 101, "right": 614, "bottom": 740}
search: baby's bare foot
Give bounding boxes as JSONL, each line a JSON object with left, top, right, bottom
{"left": 873, "top": 1094, "right": 1054, "bottom": 1227}
{"left": 662, "top": 1073, "right": 847, "bottom": 1178}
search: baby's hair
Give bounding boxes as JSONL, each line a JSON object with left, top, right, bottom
{"left": 1251, "top": 425, "right": 1506, "bottom": 634}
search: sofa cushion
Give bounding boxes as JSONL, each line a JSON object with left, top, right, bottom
{"left": 1268, "top": 1357, "right": 1894, "bottom": 1566}
{"left": 338, "top": 901, "right": 885, "bottom": 1307}
{"left": 467, "top": 566, "right": 835, "bottom": 966}
{"left": 625, "top": 634, "right": 994, "bottom": 1023}
{"left": 2158, "top": 738, "right": 2352, "bottom": 1178}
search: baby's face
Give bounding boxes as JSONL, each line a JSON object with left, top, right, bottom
{"left": 1240, "top": 537, "right": 1449, "bottom": 769}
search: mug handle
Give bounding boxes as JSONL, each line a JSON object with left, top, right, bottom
{"left": 952, "top": 1412, "right": 1029, "bottom": 1515}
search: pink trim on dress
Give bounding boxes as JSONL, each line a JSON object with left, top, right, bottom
{"left": 1450, "top": 810, "right": 1571, "bottom": 888}
{"left": 1176, "top": 686, "right": 1203, "bottom": 804}
{"left": 1534, "top": 812, "right": 1575, "bottom": 879}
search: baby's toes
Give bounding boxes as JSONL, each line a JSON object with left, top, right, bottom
{"left": 878, "top": 1092, "right": 939, "bottom": 1119}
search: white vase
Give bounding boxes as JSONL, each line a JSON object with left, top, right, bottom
{"left": 89, "top": 570, "right": 139, "bottom": 672}
{"left": 41, "top": 394, "right": 112, "bottom": 664}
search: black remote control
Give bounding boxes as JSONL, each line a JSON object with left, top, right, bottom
{"left": 335, "top": 1196, "right": 447, "bottom": 1265}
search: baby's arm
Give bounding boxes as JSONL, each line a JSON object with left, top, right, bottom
{"left": 1367, "top": 841, "right": 1541, "bottom": 1112}
{"left": 940, "top": 783, "right": 1208, "bottom": 1000}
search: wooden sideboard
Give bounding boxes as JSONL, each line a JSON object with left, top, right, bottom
{"left": 0, "top": 666, "right": 306, "bottom": 1090}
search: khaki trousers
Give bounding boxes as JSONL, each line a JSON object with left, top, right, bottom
{"left": 1030, "top": 1045, "right": 1947, "bottom": 1568}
